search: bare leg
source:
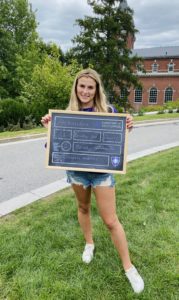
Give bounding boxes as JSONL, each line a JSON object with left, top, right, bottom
{"left": 72, "top": 184, "right": 94, "bottom": 245}
{"left": 94, "top": 186, "right": 132, "bottom": 271}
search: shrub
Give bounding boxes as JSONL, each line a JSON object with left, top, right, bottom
{"left": 112, "top": 103, "right": 124, "bottom": 113}
{"left": 0, "top": 125, "right": 5, "bottom": 132}
{"left": 29, "top": 100, "right": 49, "bottom": 124}
{"left": 157, "top": 111, "right": 165, "bottom": 114}
{"left": 140, "top": 105, "right": 164, "bottom": 112}
{"left": 6, "top": 122, "right": 21, "bottom": 131}
{"left": 165, "top": 100, "right": 179, "bottom": 110}
{"left": 138, "top": 108, "right": 145, "bottom": 116}
{"left": 0, "top": 98, "right": 29, "bottom": 129}
{"left": 157, "top": 108, "right": 165, "bottom": 114}
{"left": 22, "top": 115, "right": 36, "bottom": 129}
{"left": 168, "top": 107, "right": 173, "bottom": 113}
{"left": 128, "top": 108, "right": 135, "bottom": 115}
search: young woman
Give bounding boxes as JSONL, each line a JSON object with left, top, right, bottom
{"left": 41, "top": 69, "right": 144, "bottom": 294}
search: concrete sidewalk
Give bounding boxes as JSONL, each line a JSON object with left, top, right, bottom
{"left": 1, "top": 140, "right": 179, "bottom": 217}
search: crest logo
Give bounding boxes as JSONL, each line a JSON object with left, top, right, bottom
{"left": 111, "top": 156, "right": 120, "bottom": 167}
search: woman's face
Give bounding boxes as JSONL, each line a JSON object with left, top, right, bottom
{"left": 76, "top": 76, "right": 96, "bottom": 108}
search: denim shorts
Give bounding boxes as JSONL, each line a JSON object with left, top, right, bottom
{"left": 66, "top": 171, "right": 115, "bottom": 189}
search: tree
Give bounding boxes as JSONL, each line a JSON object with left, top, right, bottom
{"left": 15, "top": 42, "right": 65, "bottom": 95}
{"left": 21, "top": 55, "right": 81, "bottom": 123}
{"left": 71, "top": 0, "right": 142, "bottom": 104}
{"left": 0, "top": 0, "right": 38, "bottom": 98}
{"left": 38, "top": 41, "right": 65, "bottom": 64}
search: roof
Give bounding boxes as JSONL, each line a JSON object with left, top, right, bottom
{"left": 132, "top": 46, "right": 179, "bottom": 58}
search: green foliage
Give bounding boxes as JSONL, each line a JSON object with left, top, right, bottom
{"left": 109, "top": 91, "right": 132, "bottom": 112}
{"left": 112, "top": 103, "right": 124, "bottom": 113}
{"left": 0, "top": 98, "right": 30, "bottom": 129}
{"left": 168, "top": 107, "right": 174, "bottom": 113}
{"left": 164, "top": 99, "right": 179, "bottom": 110}
{"left": 21, "top": 56, "right": 79, "bottom": 123}
{"left": 138, "top": 105, "right": 164, "bottom": 113}
{"left": 137, "top": 101, "right": 179, "bottom": 114}
{"left": 157, "top": 109, "right": 165, "bottom": 114}
{"left": 138, "top": 108, "right": 144, "bottom": 116}
{"left": 0, "top": 0, "right": 84, "bottom": 129}
{"left": 0, "top": 0, "right": 82, "bottom": 126}
{"left": 38, "top": 41, "right": 65, "bottom": 64}
{"left": 0, "top": 0, "right": 38, "bottom": 97}
{"left": 71, "top": 0, "right": 142, "bottom": 101}
{"left": 14, "top": 45, "right": 43, "bottom": 94}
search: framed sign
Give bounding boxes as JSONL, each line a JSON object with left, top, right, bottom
{"left": 46, "top": 110, "right": 128, "bottom": 174}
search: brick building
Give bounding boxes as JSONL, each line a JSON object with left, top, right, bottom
{"left": 118, "top": 1, "right": 179, "bottom": 111}
{"left": 127, "top": 46, "right": 179, "bottom": 111}
{"left": 129, "top": 46, "right": 179, "bottom": 110}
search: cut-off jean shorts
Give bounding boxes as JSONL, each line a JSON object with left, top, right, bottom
{"left": 66, "top": 170, "right": 115, "bottom": 189}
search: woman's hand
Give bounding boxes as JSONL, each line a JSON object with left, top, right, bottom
{"left": 126, "top": 114, "right": 133, "bottom": 132}
{"left": 41, "top": 114, "right": 51, "bottom": 129}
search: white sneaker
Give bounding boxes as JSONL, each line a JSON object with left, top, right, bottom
{"left": 125, "top": 265, "right": 144, "bottom": 294}
{"left": 82, "top": 243, "right": 95, "bottom": 264}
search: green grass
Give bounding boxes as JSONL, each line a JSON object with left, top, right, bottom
{"left": 0, "top": 127, "right": 47, "bottom": 139}
{"left": 134, "top": 112, "right": 179, "bottom": 122}
{"left": 0, "top": 148, "right": 179, "bottom": 299}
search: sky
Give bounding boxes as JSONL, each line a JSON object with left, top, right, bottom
{"left": 29, "top": 0, "right": 179, "bottom": 53}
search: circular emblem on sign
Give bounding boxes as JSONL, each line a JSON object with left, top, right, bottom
{"left": 61, "top": 141, "right": 71, "bottom": 152}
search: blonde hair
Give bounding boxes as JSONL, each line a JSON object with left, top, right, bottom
{"left": 67, "top": 68, "right": 109, "bottom": 112}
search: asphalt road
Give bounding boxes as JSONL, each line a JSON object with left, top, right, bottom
{"left": 0, "top": 122, "right": 179, "bottom": 203}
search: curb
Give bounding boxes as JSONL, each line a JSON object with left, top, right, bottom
{"left": 1, "top": 141, "right": 179, "bottom": 217}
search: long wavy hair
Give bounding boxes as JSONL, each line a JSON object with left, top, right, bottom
{"left": 66, "top": 68, "right": 109, "bottom": 112}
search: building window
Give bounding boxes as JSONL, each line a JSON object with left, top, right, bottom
{"left": 120, "top": 88, "right": 128, "bottom": 99}
{"left": 164, "top": 87, "right": 173, "bottom": 102}
{"left": 149, "top": 87, "right": 157, "bottom": 103}
{"left": 168, "top": 63, "right": 174, "bottom": 72}
{"left": 152, "top": 62, "right": 158, "bottom": 72}
{"left": 134, "top": 88, "right": 143, "bottom": 103}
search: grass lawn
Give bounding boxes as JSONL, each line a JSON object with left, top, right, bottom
{"left": 0, "top": 148, "right": 179, "bottom": 299}
{"left": 0, "top": 127, "right": 47, "bottom": 139}
{"left": 133, "top": 112, "right": 179, "bottom": 122}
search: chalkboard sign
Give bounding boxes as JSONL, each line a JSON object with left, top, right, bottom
{"left": 46, "top": 110, "right": 128, "bottom": 174}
